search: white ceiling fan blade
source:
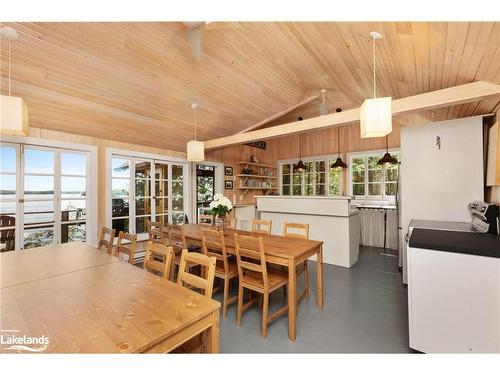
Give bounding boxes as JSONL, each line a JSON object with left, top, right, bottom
{"left": 186, "top": 27, "right": 202, "bottom": 60}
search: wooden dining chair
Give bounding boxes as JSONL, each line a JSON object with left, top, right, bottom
{"left": 251, "top": 219, "right": 272, "bottom": 234}
{"left": 283, "top": 221, "right": 310, "bottom": 302}
{"left": 234, "top": 233, "right": 289, "bottom": 338}
{"left": 143, "top": 241, "right": 174, "bottom": 279}
{"left": 98, "top": 227, "right": 115, "bottom": 255}
{"left": 223, "top": 216, "right": 237, "bottom": 230}
{"left": 167, "top": 224, "right": 200, "bottom": 281}
{"left": 199, "top": 214, "right": 214, "bottom": 225}
{"left": 115, "top": 231, "right": 137, "bottom": 264}
{"left": 147, "top": 220, "right": 163, "bottom": 244}
{"left": 201, "top": 227, "right": 238, "bottom": 317}
{"left": 177, "top": 248, "right": 217, "bottom": 297}
{"left": 174, "top": 249, "right": 217, "bottom": 353}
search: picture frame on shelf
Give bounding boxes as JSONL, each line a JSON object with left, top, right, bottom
{"left": 225, "top": 180, "right": 233, "bottom": 190}
{"left": 224, "top": 166, "right": 233, "bottom": 176}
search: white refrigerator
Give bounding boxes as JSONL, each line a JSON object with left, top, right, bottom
{"left": 399, "top": 116, "right": 485, "bottom": 284}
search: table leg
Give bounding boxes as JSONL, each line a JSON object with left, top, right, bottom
{"left": 288, "top": 258, "right": 297, "bottom": 341}
{"left": 206, "top": 310, "right": 220, "bottom": 353}
{"left": 317, "top": 245, "right": 324, "bottom": 308}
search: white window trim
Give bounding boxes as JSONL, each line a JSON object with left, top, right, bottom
{"left": 347, "top": 148, "right": 400, "bottom": 201}
{"left": 1, "top": 135, "right": 98, "bottom": 248}
{"left": 278, "top": 154, "right": 345, "bottom": 197}
{"left": 105, "top": 148, "right": 191, "bottom": 235}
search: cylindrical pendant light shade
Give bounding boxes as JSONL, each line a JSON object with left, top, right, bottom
{"left": 360, "top": 97, "right": 392, "bottom": 138}
{"left": 187, "top": 140, "right": 204, "bottom": 162}
{"left": 0, "top": 95, "right": 29, "bottom": 136}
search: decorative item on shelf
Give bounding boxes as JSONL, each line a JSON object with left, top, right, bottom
{"left": 209, "top": 193, "right": 233, "bottom": 231}
{"left": 360, "top": 31, "right": 392, "bottom": 139}
{"left": 267, "top": 170, "right": 273, "bottom": 177}
{"left": 250, "top": 154, "right": 260, "bottom": 164}
{"left": 0, "top": 26, "right": 29, "bottom": 136}
{"left": 224, "top": 166, "right": 233, "bottom": 176}
{"left": 242, "top": 168, "right": 253, "bottom": 175}
{"left": 187, "top": 102, "right": 204, "bottom": 161}
{"left": 377, "top": 135, "right": 398, "bottom": 166}
{"left": 225, "top": 180, "right": 233, "bottom": 190}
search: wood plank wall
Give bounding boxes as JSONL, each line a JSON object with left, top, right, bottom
{"left": 206, "top": 122, "right": 403, "bottom": 204}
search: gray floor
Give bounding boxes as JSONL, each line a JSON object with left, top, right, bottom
{"left": 214, "top": 246, "right": 412, "bottom": 353}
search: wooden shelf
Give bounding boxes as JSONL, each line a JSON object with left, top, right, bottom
{"left": 236, "top": 174, "right": 277, "bottom": 179}
{"left": 236, "top": 161, "right": 277, "bottom": 169}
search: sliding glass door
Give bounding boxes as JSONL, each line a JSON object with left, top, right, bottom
{"left": 0, "top": 142, "right": 89, "bottom": 252}
{"left": 110, "top": 154, "right": 187, "bottom": 240}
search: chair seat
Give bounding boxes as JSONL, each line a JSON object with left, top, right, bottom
{"left": 215, "top": 259, "right": 238, "bottom": 278}
{"left": 241, "top": 268, "right": 288, "bottom": 292}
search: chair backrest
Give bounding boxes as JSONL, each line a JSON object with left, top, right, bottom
{"left": 199, "top": 214, "right": 214, "bottom": 225}
{"left": 0, "top": 215, "right": 16, "bottom": 251}
{"left": 234, "top": 233, "right": 269, "bottom": 290}
{"left": 98, "top": 227, "right": 115, "bottom": 254}
{"left": 252, "top": 219, "right": 272, "bottom": 234}
{"left": 147, "top": 220, "right": 163, "bottom": 243}
{"left": 223, "top": 216, "right": 237, "bottom": 229}
{"left": 167, "top": 224, "right": 187, "bottom": 251}
{"left": 143, "top": 241, "right": 174, "bottom": 279}
{"left": 201, "top": 227, "right": 229, "bottom": 274}
{"left": 177, "top": 249, "right": 216, "bottom": 298}
{"left": 115, "top": 231, "right": 137, "bottom": 263}
{"left": 283, "top": 221, "right": 309, "bottom": 240}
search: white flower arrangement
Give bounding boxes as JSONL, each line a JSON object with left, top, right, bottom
{"left": 209, "top": 193, "right": 233, "bottom": 218}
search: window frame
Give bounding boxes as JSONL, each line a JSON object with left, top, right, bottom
{"left": 347, "top": 149, "right": 400, "bottom": 199}
{"left": 278, "top": 154, "right": 344, "bottom": 197}
{"left": 105, "top": 148, "right": 190, "bottom": 241}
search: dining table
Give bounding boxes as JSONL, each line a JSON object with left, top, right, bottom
{"left": 181, "top": 223, "right": 324, "bottom": 341}
{"left": 0, "top": 242, "right": 220, "bottom": 353}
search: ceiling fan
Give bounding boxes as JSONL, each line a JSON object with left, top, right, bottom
{"left": 182, "top": 22, "right": 241, "bottom": 60}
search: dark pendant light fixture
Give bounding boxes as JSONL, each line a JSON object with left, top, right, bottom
{"left": 377, "top": 135, "right": 398, "bottom": 166}
{"left": 294, "top": 117, "right": 306, "bottom": 173}
{"left": 331, "top": 127, "right": 348, "bottom": 170}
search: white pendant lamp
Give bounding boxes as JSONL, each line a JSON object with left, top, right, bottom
{"left": 0, "top": 26, "right": 29, "bottom": 136}
{"left": 186, "top": 102, "right": 205, "bottom": 162}
{"left": 360, "top": 31, "right": 392, "bottom": 138}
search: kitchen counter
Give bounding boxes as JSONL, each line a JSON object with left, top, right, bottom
{"left": 256, "top": 195, "right": 360, "bottom": 267}
{"left": 409, "top": 228, "right": 500, "bottom": 258}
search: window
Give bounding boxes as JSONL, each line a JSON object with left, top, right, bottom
{"left": 109, "top": 153, "right": 188, "bottom": 240}
{"left": 0, "top": 143, "right": 91, "bottom": 251}
{"left": 349, "top": 151, "right": 399, "bottom": 198}
{"left": 280, "top": 157, "right": 342, "bottom": 196}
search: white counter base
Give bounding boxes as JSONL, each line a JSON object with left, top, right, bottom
{"left": 257, "top": 196, "right": 360, "bottom": 268}
{"left": 408, "top": 246, "right": 500, "bottom": 353}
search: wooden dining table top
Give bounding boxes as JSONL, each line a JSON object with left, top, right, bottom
{"left": 0, "top": 244, "right": 220, "bottom": 353}
{"left": 182, "top": 224, "right": 323, "bottom": 261}
{"left": 1, "top": 242, "right": 119, "bottom": 289}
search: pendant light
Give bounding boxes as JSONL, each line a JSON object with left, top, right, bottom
{"left": 360, "top": 31, "right": 392, "bottom": 138}
{"left": 0, "top": 26, "right": 29, "bottom": 136}
{"left": 294, "top": 117, "right": 306, "bottom": 173}
{"left": 377, "top": 135, "right": 398, "bottom": 166}
{"left": 186, "top": 101, "right": 204, "bottom": 162}
{"left": 319, "top": 89, "right": 328, "bottom": 115}
{"left": 330, "top": 127, "right": 347, "bottom": 170}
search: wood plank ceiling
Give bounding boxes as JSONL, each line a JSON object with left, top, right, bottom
{"left": 1, "top": 22, "right": 499, "bottom": 151}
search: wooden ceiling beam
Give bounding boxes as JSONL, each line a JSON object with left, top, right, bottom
{"left": 204, "top": 81, "right": 500, "bottom": 150}
{"left": 237, "top": 94, "right": 319, "bottom": 134}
